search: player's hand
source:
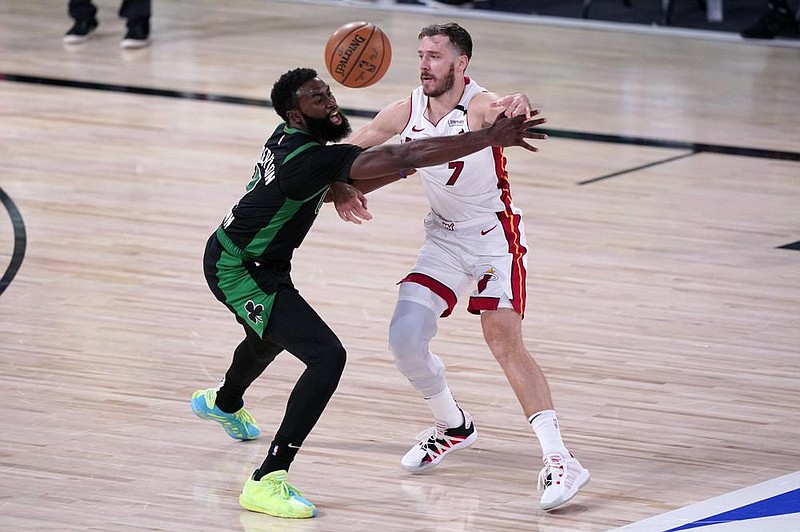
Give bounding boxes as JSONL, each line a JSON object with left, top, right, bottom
{"left": 491, "top": 93, "right": 533, "bottom": 119}
{"left": 331, "top": 182, "right": 372, "bottom": 224}
{"left": 487, "top": 112, "right": 548, "bottom": 153}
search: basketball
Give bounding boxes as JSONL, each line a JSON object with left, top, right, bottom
{"left": 324, "top": 21, "right": 392, "bottom": 88}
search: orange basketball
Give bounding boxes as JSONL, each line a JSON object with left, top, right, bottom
{"left": 324, "top": 21, "right": 392, "bottom": 88}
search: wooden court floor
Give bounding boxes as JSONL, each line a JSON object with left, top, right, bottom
{"left": 1, "top": 1, "right": 799, "bottom": 530}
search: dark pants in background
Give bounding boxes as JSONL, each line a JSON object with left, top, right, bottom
{"left": 68, "top": 0, "right": 151, "bottom": 27}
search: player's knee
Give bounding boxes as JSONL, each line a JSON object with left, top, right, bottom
{"left": 314, "top": 340, "right": 347, "bottom": 379}
{"left": 329, "top": 343, "right": 347, "bottom": 374}
{"left": 389, "top": 300, "right": 442, "bottom": 381}
{"left": 388, "top": 320, "right": 417, "bottom": 359}
{"left": 387, "top": 328, "right": 423, "bottom": 377}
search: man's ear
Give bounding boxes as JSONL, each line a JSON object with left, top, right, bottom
{"left": 459, "top": 55, "right": 469, "bottom": 73}
{"left": 286, "top": 109, "right": 304, "bottom": 127}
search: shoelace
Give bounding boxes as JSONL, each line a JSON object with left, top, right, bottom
{"left": 232, "top": 408, "right": 257, "bottom": 428}
{"left": 270, "top": 476, "right": 305, "bottom": 499}
{"left": 415, "top": 420, "right": 447, "bottom": 442}
{"left": 414, "top": 420, "right": 454, "bottom": 459}
{"left": 537, "top": 456, "right": 564, "bottom": 490}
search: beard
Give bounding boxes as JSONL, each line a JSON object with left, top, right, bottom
{"left": 302, "top": 112, "right": 352, "bottom": 143}
{"left": 422, "top": 64, "right": 456, "bottom": 98}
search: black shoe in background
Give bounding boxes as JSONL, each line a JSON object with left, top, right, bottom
{"left": 740, "top": 8, "right": 800, "bottom": 39}
{"left": 64, "top": 18, "right": 98, "bottom": 44}
{"left": 121, "top": 19, "right": 150, "bottom": 49}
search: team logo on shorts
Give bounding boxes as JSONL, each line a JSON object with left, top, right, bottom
{"left": 244, "top": 300, "right": 264, "bottom": 323}
{"left": 477, "top": 268, "right": 498, "bottom": 293}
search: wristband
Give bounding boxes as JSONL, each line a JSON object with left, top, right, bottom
{"left": 399, "top": 169, "right": 407, "bottom": 179}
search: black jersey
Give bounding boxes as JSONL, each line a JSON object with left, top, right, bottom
{"left": 216, "top": 123, "right": 363, "bottom": 264}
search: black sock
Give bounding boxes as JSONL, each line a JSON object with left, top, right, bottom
{"left": 254, "top": 440, "right": 300, "bottom": 480}
{"left": 214, "top": 391, "right": 243, "bottom": 414}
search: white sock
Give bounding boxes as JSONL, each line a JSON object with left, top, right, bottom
{"left": 424, "top": 386, "right": 464, "bottom": 428}
{"left": 529, "top": 410, "right": 570, "bottom": 458}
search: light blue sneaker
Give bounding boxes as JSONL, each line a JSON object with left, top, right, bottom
{"left": 191, "top": 388, "right": 260, "bottom": 441}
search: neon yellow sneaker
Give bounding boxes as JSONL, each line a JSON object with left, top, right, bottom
{"left": 191, "top": 388, "right": 260, "bottom": 441}
{"left": 239, "top": 470, "right": 317, "bottom": 518}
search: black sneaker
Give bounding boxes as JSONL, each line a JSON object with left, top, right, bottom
{"left": 400, "top": 409, "right": 477, "bottom": 472}
{"left": 63, "top": 18, "right": 98, "bottom": 44}
{"left": 121, "top": 20, "right": 150, "bottom": 49}
{"left": 740, "top": 9, "right": 799, "bottom": 39}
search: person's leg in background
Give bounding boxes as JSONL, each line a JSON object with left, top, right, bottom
{"left": 119, "top": 0, "right": 151, "bottom": 49}
{"left": 64, "top": 0, "right": 98, "bottom": 44}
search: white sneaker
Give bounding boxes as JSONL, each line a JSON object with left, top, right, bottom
{"left": 537, "top": 453, "right": 590, "bottom": 510}
{"left": 400, "top": 410, "right": 477, "bottom": 473}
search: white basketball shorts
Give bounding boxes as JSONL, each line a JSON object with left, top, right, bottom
{"left": 399, "top": 209, "right": 529, "bottom": 318}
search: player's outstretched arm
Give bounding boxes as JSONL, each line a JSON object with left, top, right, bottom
{"left": 349, "top": 113, "right": 547, "bottom": 180}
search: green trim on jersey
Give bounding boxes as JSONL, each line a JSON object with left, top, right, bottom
{"left": 284, "top": 142, "right": 319, "bottom": 165}
{"left": 215, "top": 226, "right": 248, "bottom": 257}
{"left": 217, "top": 122, "right": 361, "bottom": 260}
{"left": 282, "top": 125, "right": 311, "bottom": 136}
{"left": 217, "top": 191, "right": 329, "bottom": 261}
{"left": 245, "top": 197, "right": 306, "bottom": 257}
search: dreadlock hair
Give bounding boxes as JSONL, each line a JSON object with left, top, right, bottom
{"left": 418, "top": 22, "right": 473, "bottom": 59}
{"left": 270, "top": 67, "right": 318, "bottom": 122}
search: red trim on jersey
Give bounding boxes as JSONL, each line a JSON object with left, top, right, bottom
{"left": 493, "top": 145, "right": 511, "bottom": 210}
{"left": 488, "top": 145, "right": 527, "bottom": 316}
{"left": 399, "top": 273, "right": 458, "bottom": 318}
{"left": 497, "top": 210, "right": 528, "bottom": 317}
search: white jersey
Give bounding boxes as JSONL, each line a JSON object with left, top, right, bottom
{"left": 399, "top": 77, "right": 515, "bottom": 223}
